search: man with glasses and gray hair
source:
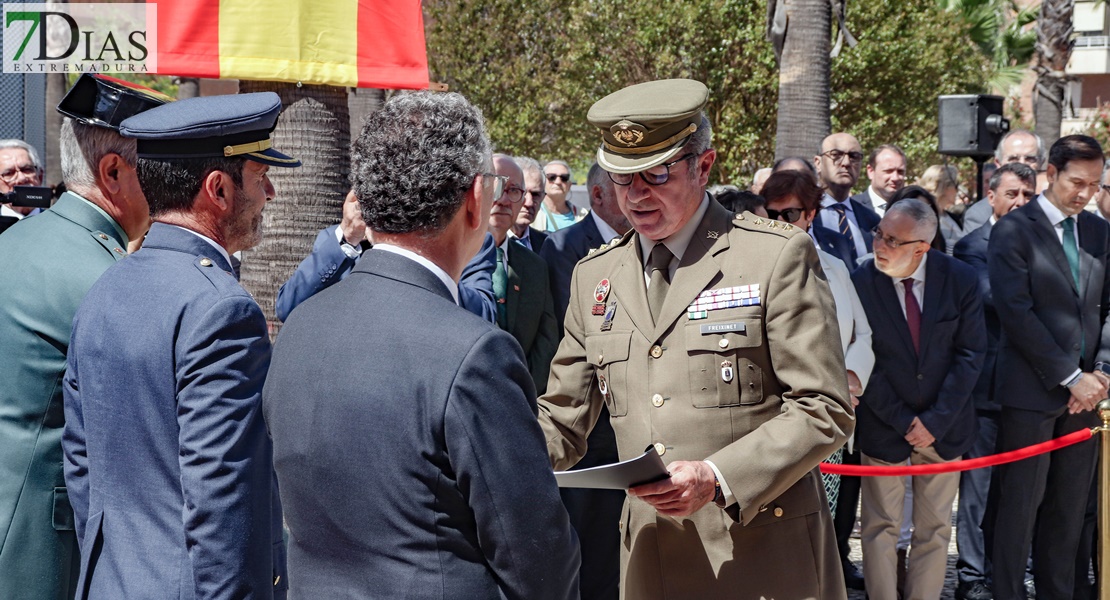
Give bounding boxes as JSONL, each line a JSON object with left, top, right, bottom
{"left": 264, "top": 91, "right": 579, "bottom": 599}
{"left": 0, "top": 139, "right": 45, "bottom": 234}
{"left": 964, "top": 129, "right": 1047, "bottom": 233}
{"left": 851, "top": 198, "right": 985, "bottom": 600}
{"left": 538, "top": 78, "right": 852, "bottom": 599}
{"left": 510, "top": 155, "right": 549, "bottom": 251}
{"left": 488, "top": 153, "right": 559, "bottom": 393}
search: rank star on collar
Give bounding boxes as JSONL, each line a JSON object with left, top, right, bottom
{"left": 707, "top": 230, "right": 720, "bottom": 239}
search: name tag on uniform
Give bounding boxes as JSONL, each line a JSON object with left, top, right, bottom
{"left": 687, "top": 285, "right": 760, "bottom": 320}
{"left": 700, "top": 322, "right": 746, "bottom": 335}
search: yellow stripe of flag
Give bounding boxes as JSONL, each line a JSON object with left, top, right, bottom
{"left": 218, "top": 0, "right": 360, "bottom": 86}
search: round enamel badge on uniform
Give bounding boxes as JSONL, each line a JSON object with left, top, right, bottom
{"left": 594, "top": 279, "right": 610, "bottom": 303}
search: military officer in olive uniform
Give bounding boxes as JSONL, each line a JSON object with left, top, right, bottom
{"left": 538, "top": 79, "right": 854, "bottom": 600}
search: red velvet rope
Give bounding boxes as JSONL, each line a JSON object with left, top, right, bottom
{"left": 820, "top": 428, "right": 1096, "bottom": 476}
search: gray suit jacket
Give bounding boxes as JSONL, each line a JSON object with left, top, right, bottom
{"left": 0, "top": 193, "right": 128, "bottom": 600}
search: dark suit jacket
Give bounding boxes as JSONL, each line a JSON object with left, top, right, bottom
{"left": 989, "top": 200, "right": 1110, "bottom": 412}
{"left": 63, "top": 223, "right": 284, "bottom": 599}
{"left": 953, "top": 222, "right": 1001, "bottom": 411}
{"left": 264, "top": 249, "right": 580, "bottom": 600}
{"left": 811, "top": 223, "right": 856, "bottom": 271}
{"left": 275, "top": 226, "right": 497, "bottom": 322}
{"left": 504, "top": 240, "right": 560, "bottom": 394}
{"left": 539, "top": 214, "right": 608, "bottom": 327}
{"left": 848, "top": 196, "right": 881, "bottom": 253}
{"left": 852, "top": 251, "right": 986, "bottom": 462}
{"left": 0, "top": 193, "right": 127, "bottom": 600}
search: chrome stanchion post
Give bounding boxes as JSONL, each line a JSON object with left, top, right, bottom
{"left": 1099, "top": 399, "right": 1110, "bottom": 600}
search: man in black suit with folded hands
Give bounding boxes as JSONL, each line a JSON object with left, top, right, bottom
{"left": 951, "top": 162, "right": 1035, "bottom": 600}
{"left": 989, "top": 135, "right": 1110, "bottom": 600}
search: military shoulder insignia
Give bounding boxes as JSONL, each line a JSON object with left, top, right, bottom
{"left": 734, "top": 214, "right": 800, "bottom": 239}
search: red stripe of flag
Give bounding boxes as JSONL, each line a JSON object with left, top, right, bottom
{"left": 154, "top": 0, "right": 221, "bottom": 79}
{"left": 356, "top": 0, "right": 428, "bottom": 89}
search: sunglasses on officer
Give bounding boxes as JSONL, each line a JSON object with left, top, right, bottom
{"left": 546, "top": 173, "right": 570, "bottom": 183}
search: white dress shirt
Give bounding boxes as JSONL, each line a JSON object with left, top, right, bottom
{"left": 892, "top": 253, "right": 927, "bottom": 319}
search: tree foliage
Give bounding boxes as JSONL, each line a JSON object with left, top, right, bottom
{"left": 425, "top": 0, "right": 991, "bottom": 185}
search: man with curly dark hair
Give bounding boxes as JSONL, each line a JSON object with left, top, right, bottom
{"left": 264, "top": 91, "right": 580, "bottom": 599}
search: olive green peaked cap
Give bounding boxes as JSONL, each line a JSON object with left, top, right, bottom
{"left": 587, "top": 79, "right": 709, "bottom": 174}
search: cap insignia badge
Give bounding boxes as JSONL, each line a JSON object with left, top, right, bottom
{"left": 611, "top": 121, "right": 646, "bottom": 147}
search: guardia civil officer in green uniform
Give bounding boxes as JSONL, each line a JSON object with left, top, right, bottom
{"left": 0, "top": 75, "right": 169, "bottom": 599}
{"left": 538, "top": 79, "right": 854, "bottom": 600}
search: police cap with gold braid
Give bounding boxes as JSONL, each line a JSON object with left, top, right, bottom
{"left": 587, "top": 79, "right": 709, "bottom": 174}
{"left": 118, "top": 92, "right": 301, "bottom": 168}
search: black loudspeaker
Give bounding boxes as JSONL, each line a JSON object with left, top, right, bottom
{"left": 937, "top": 95, "right": 1010, "bottom": 158}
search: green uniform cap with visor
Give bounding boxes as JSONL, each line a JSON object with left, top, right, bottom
{"left": 587, "top": 79, "right": 709, "bottom": 174}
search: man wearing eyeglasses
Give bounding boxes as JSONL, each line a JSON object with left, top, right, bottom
{"left": 0, "top": 139, "right": 44, "bottom": 235}
{"left": 814, "top": 133, "right": 881, "bottom": 264}
{"left": 1094, "top": 161, "right": 1110, "bottom": 221}
{"left": 488, "top": 153, "right": 559, "bottom": 393}
{"left": 537, "top": 79, "right": 853, "bottom": 600}
{"left": 509, "top": 156, "right": 550, "bottom": 251}
{"left": 851, "top": 199, "right": 986, "bottom": 600}
{"left": 535, "top": 160, "right": 588, "bottom": 232}
{"left": 988, "top": 135, "right": 1110, "bottom": 600}
{"left": 963, "top": 129, "right": 1047, "bottom": 234}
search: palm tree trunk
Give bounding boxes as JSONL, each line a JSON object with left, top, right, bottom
{"left": 1033, "top": 0, "right": 1073, "bottom": 147}
{"left": 772, "top": 0, "right": 832, "bottom": 160}
{"left": 44, "top": 73, "right": 66, "bottom": 192}
{"left": 237, "top": 81, "right": 351, "bottom": 338}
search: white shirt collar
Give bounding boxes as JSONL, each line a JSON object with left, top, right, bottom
{"left": 169, "top": 225, "right": 233, "bottom": 270}
{"left": 1037, "top": 193, "right": 1071, "bottom": 227}
{"left": 372, "top": 243, "right": 460, "bottom": 305}
{"left": 590, "top": 210, "right": 621, "bottom": 243}
{"left": 637, "top": 193, "right": 711, "bottom": 267}
{"left": 867, "top": 186, "right": 886, "bottom": 209}
{"left": 902, "top": 252, "right": 928, "bottom": 285}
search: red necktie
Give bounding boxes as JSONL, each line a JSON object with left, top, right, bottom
{"left": 902, "top": 278, "right": 921, "bottom": 354}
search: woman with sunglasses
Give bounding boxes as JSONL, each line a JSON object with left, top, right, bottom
{"left": 762, "top": 169, "right": 875, "bottom": 515}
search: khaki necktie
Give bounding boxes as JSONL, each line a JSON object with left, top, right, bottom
{"left": 647, "top": 243, "right": 673, "bottom": 321}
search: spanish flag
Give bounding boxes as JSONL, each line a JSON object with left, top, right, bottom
{"left": 153, "top": 0, "right": 428, "bottom": 89}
